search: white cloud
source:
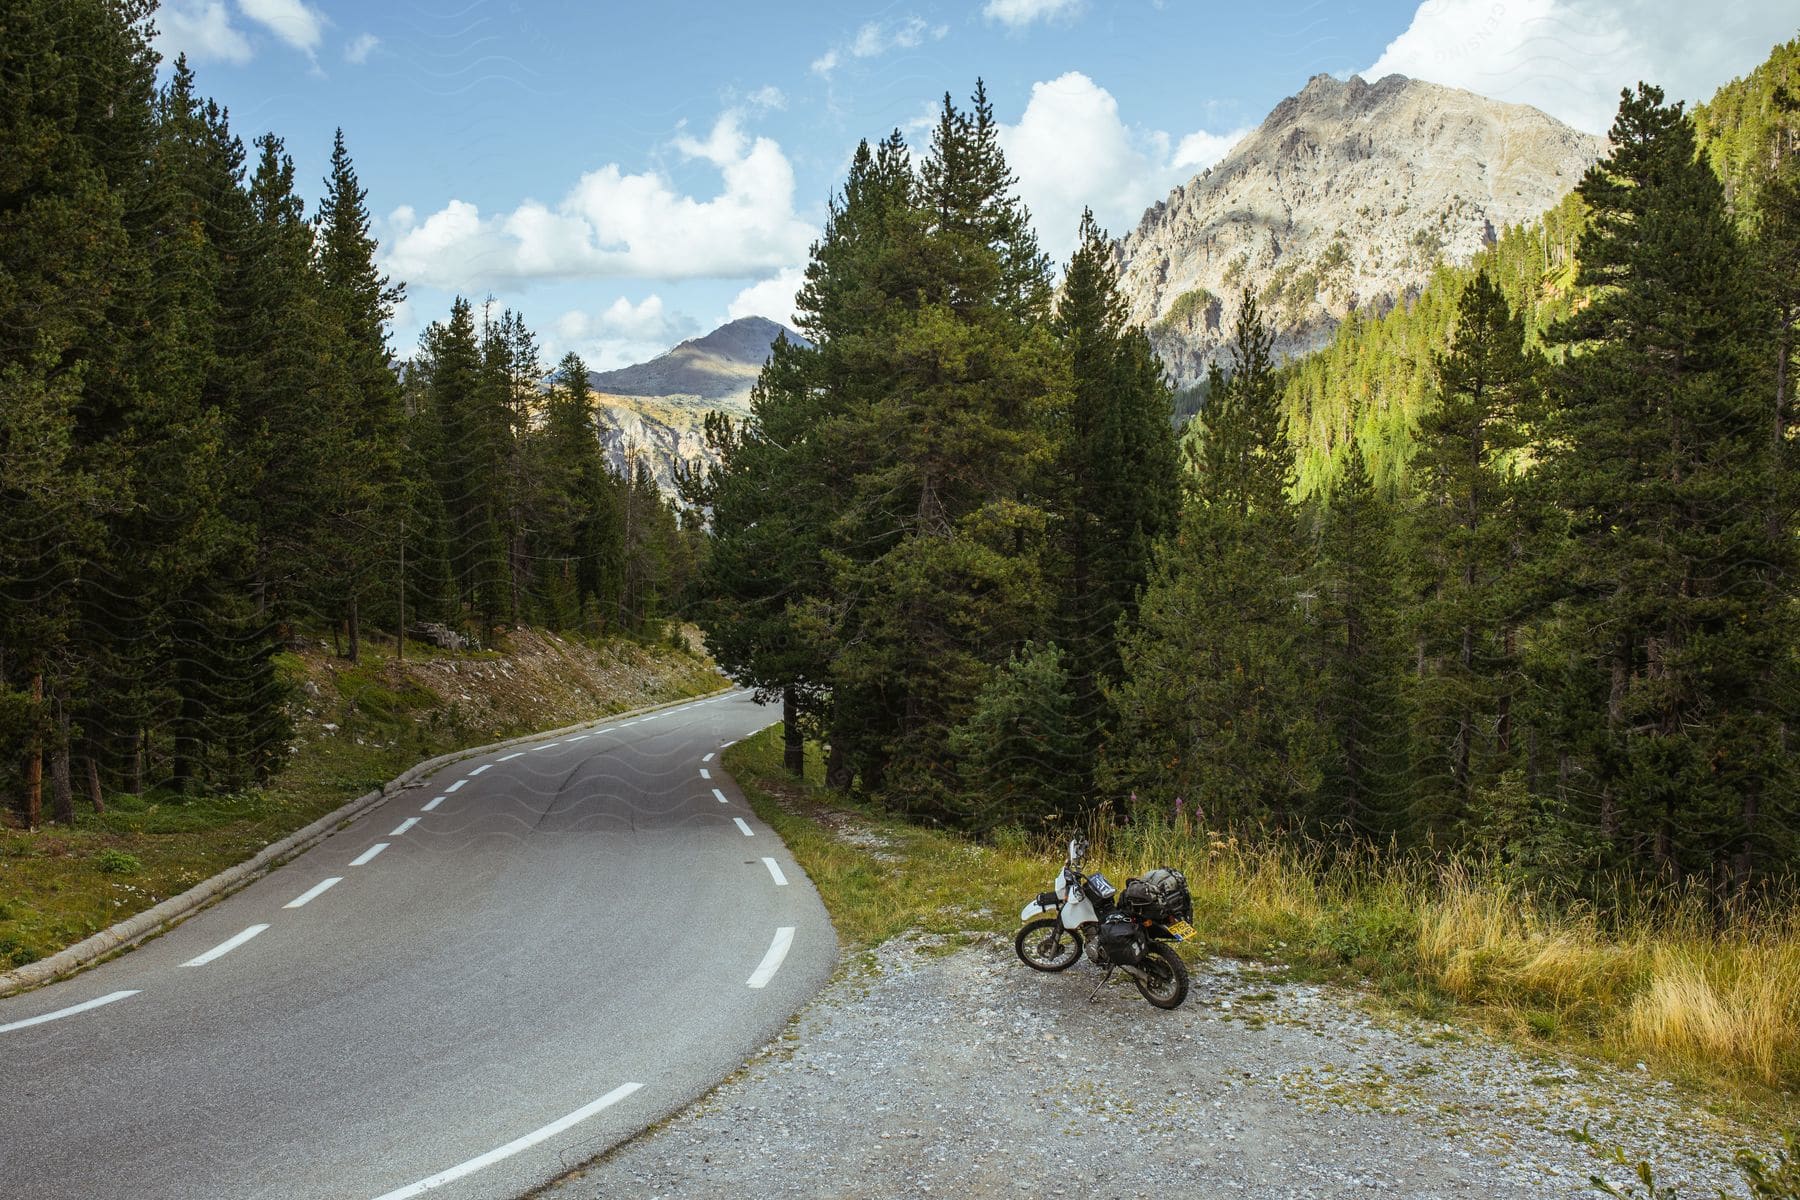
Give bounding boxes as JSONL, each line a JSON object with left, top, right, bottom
{"left": 1366, "top": 0, "right": 1800, "bottom": 135}
{"left": 154, "top": 1, "right": 254, "bottom": 65}
{"left": 998, "top": 72, "right": 1247, "bottom": 262}
{"left": 548, "top": 296, "right": 695, "bottom": 370}
{"left": 745, "top": 85, "right": 787, "bottom": 112}
{"left": 984, "top": 0, "right": 1084, "bottom": 30}
{"left": 727, "top": 267, "right": 806, "bottom": 329}
{"left": 344, "top": 33, "right": 379, "bottom": 65}
{"left": 380, "top": 112, "right": 818, "bottom": 291}
{"left": 1172, "top": 128, "right": 1248, "bottom": 172}
{"left": 237, "top": 0, "right": 325, "bottom": 56}
{"left": 813, "top": 16, "right": 948, "bottom": 76}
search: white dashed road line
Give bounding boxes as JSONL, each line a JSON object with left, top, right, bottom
{"left": 702, "top": 752, "right": 714, "bottom": 763}
{"left": 284, "top": 878, "right": 343, "bottom": 909}
{"left": 713, "top": 788, "right": 729, "bottom": 805}
{"left": 182, "top": 924, "right": 269, "bottom": 968}
{"left": 733, "top": 817, "right": 754, "bottom": 837}
{"left": 746, "top": 927, "right": 794, "bottom": 989}
{"left": 421, "top": 796, "right": 445, "bottom": 812}
{"left": 699, "top": 768, "right": 710, "bottom": 779}
{"left": 498, "top": 752, "right": 524, "bottom": 762}
{"left": 390, "top": 817, "right": 419, "bottom": 836}
{"left": 761, "top": 858, "right": 788, "bottom": 886}
{"left": 535, "top": 742, "right": 562, "bottom": 752}
{"left": 368, "top": 1082, "right": 644, "bottom": 1200}
{"left": 467, "top": 764, "right": 491, "bottom": 776}
{"left": 0, "top": 990, "right": 139, "bottom": 1035}
{"left": 350, "top": 843, "right": 389, "bottom": 867}
{"left": 444, "top": 780, "right": 466, "bottom": 793}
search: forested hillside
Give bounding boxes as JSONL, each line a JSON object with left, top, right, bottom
{"left": 705, "top": 46, "right": 1798, "bottom": 900}
{"left": 0, "top": 2, "right": 697, "bottom": 827}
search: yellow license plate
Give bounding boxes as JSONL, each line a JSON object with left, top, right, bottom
{"left": 1167, "top": 919, "right": 1197, "bottom": 941}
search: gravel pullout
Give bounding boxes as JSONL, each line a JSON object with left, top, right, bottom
{"left": 543, "top": 933, "right": 1764, "bottom": 1199}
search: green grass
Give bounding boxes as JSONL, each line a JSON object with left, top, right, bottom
{"left": 0, "top": 631, "right": 722, "bottom": 973}
{"left": 723, "top": 730, "right": 1047, "bottom": 952}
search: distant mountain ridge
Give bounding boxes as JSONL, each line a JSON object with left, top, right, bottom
{"left": 1115, "top": 72, "right": 1605, "bottom": 388}
{"left": 590, "top": 316, "right": 808, "bottom": 492}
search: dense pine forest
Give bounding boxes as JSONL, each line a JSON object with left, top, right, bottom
{"left": 700, "top": 50, "right": 1799, "bottom": 900}
{"left": 1, "top": 2, "right": 696, "bottom": 825}
{"left": 5, "top": 2, "right": 1796, "bottom": 905}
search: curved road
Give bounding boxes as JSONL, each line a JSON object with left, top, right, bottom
{"left": 0, "top": 691, "right": 835, "bottom": 1200}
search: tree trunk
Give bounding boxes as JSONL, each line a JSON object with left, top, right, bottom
{"left": 50, "top": 695, "right": 72, "bottom": 825}
{"left": 85, "top": 753, "right": 105, "bottom": 815}
{"left": 782, "top": 686, "right": 804, "bottom": 777}
{"left": 826, "top": 737, "right": 853, "bottom": 791}
{"left": 347, "top": 595, "right": 361, "bottom": 663}
{"left": 24, "top": 673, "right": 43, "bottom": 828}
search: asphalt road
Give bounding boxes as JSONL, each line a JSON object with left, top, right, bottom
{"left": 0, "top": 690, "right": 836, "bottom": 1200}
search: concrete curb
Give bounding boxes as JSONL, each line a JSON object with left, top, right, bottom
{"left": 0, "top": 684, "right": 737, "bottom": 998}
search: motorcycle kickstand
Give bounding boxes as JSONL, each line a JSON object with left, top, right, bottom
{"left": 1088, "top": 967, "right": 1115, "bottom": 1003}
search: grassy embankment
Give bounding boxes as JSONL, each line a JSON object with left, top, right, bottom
{"left": 724, "top": 726, "right": 1800, "bottom": 1112}
{"left": 0, "top": 627, "right": 721, "bottom": 972}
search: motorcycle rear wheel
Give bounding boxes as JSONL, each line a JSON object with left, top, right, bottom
{"left": 1014, "top": 918, "right": 1082, "bottom": 971}
{"left": 1133, "top": 942, "right": 1189, "bottom": 1009}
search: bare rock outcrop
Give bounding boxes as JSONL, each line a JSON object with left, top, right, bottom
{"left": 1116, "top": 73, "right": 1604, "bottom": 388}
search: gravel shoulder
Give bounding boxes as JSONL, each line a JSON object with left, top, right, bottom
{"left": 541, "top": 931, "right": 1767, "bottom": 1199}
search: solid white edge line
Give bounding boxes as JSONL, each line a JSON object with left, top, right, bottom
{"left": 283, "top": 877, "right": 343, "bottom": 909}
{"left": 761, "top": 857, "right": 788, "bottom": 886}
{"left": 444, "top": 780, "right": 466, "bottom": 793}
{"left": 699, "top": 768, "right": 711, "bottom": 779}
{"left": 0, "top": 990, "right": 140, "bottom": 1034}
{"left": 713, "top": 788, "right": 729, "bottom": 804}
{"left": 746, "top": 927, "right": 794, "bottom": 989}
{"left": 733, "top": 817, "right": 754, "bottom": 836}
{"left": 702, "top": 752, "right": 714, "bottom": 762}
{"left": 350, "top": 842, "right": 389, "bottom": 867}
{"left": 390, "top": 817, "right": 420, "bottom": 836}
{"left": 468, "top": 764, "right": 491, "bottom": 776}
{"left": 421, "top": 796, "right": 444, "bottom": 812}
{"left": 367, "top": 1082, "right": 644, "bottom": 1200}
{"left": 182, "top": 924, "right": 269, "bottom": 967}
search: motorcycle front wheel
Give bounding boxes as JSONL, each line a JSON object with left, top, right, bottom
{"left": 1133, "top": 942, "right": 1189, "bottom": 1009}
{"left": 1014, "top": 918, "right": 1082, "bottom": 971}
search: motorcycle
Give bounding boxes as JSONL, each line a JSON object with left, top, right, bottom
{"left": 1014, "top": 837, "right": 1196, "bottom": 1009}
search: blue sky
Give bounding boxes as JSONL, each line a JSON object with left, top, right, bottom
{"left": 153, "top": 0, "right": 1797, "bottom": 370}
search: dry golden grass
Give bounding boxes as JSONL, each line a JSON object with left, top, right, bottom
{"left": 1076, "top": 818, "right": 1800, "bottom": 1091}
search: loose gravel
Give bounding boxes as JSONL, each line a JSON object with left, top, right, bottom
{"left": 543, "top": 932, "right": 1770, "bottom": 1199}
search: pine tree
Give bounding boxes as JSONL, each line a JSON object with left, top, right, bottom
{"left": 1107, "top": 292, "right": 1324, "bottom": 828}
{"left": 1402, "top": 272, "right": 1538, "bottom": 840}
{"left": 1542, "top": 84, "right": 1794, "bottom": 883}
{"left": 1306, "top": 441, "right": 1410, "bottom": 841}
{"left": 316, "top": 129, "right": 406, "bottom": 660}
{"left": 1043, "top": 210, "right": 1180, "bottom": 795}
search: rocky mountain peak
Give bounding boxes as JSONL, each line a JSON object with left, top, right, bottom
{"left": 1116, "top": 73, "right": 1605, "bottom": 388}
{"left": 589, "top": 316, "right": 809, "bottom": 493}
